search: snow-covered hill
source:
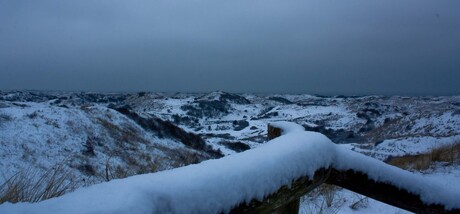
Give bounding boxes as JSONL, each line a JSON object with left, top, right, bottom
{"left": 1, "top": 91, "right": 459, "bottom": 213}
{"left": 0, "top": 92, "right": 222, "bottom": 188}
{"left": 121, "top": 91, "right": 460, "bottom": 158}
{"left": 1, "top": 122, "right": 459, "bottom": 214}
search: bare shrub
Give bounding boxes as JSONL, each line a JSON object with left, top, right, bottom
{"left": 0, "top": 114, "right": 12, "bottom": 121}
{"left": 104, "top": 153, "right": 160, "bottom": 181}
{"left": 26, "top": 111, "right": 39, "bottom": 119}
{"left": 0, "top": 164, "right": 76, "bottom": 204}
{"left": 98, "top": 118, "right": 149, "bottom": 146}
{"left": 82, "top": 138, "right": 96, "bottom": 157}
{"left": 0, "top": 114, "right": 12, "bottom": 127}
{"left": 113, "top": 166, "right": 129, "bottom": 179}
{"left": 320, "top": 184, "right": 338, "bottom": 208}
{"left": 77, "top": 164, "right": 96, "bottom": 176}
{"left": 301, "top": 184, "right": 344, "bottom": 214}
{"left": 349, "top": 196, "right": 369, "bottom": 210}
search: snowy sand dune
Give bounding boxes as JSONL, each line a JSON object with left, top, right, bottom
{"left": 1, "top": 122, "right": 458, "bottom": 213}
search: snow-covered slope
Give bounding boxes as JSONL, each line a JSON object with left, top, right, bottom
{"left": 1, "top": 122, "right": 458, "bottom": 214}
{"left": 1, "top": 91, "right": 459, "bottom": 213}
{"left": 121, "top": 92, "right": 460, "bottom": 158}
{"left": 0, "top": 93, "right": 222, "bottom": 188}
{"left": 2, "top": 91, "right": 459, "bottom": 162}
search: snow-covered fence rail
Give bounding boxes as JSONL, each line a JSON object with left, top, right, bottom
{"left": 326, "top": 169, "right": 454, "bottom": 214}
{"left": 1, "top": 122, "right": 459, "bottom": 214}
{"left": 252, "top": 123, "right": 460, "bottom": 214}
{"left": 230, "top": 124, "right": 331, "bottom": 213}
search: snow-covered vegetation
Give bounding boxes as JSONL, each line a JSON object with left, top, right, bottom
{"left": 1, "top": 122, "right": 459, "bottom": 213}
{"left": 1, "top": 91, "right": 460, "bottom": 213}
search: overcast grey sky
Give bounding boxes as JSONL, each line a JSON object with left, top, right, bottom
{"left": 1, "top": 0, "right": 459, "bottom": 95}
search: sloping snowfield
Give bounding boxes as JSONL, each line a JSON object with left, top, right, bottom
{"left": 1, "top": 122, "right": 458, "bottom": 214}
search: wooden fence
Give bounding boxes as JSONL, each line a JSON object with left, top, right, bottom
{"left": 229, "top": 124, "right": 459, "bottom": 214}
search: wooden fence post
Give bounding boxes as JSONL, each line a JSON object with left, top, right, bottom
{"left": 267, "top": 124, "right": 283, "bottom": 141}
{"left": 268, "top": 123, "right": 300, "bottom": 214}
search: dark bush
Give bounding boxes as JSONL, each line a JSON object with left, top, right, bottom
{"left": 221, "top": 142, "right": 251, "bottom": 152}
{"left": 233, "top": 120, "right": 249, "bottom": 131}
{"left": 268, "top": 96, "right": 293, "bottom": 104}
{"left": 82, "top": 138, "right": 96, "bottom": 156}
{"left": 219, "top": 92, "right": 250, "bottom": 104}
{"left": 77, "top": 164, "right": 96, "bottom": 176}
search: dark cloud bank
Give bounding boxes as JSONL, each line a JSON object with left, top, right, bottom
{"left": 1, "top": 0, "right": 459, "bottom": 95}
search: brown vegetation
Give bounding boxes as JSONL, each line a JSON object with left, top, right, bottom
{"left": 387, "top": 141, "right": 460, "bottom": 170}
{"left": 0, "top": 164, "right": 76, "bottom": 204}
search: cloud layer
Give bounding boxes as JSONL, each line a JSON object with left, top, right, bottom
{"left": 1, "top": 0, "right": 459, "bottom": 95}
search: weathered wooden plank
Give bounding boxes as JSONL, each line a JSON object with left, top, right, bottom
{"left": 268, "top": 123, "right": 300, "bottom": 214}
{"left": 326, "top": 169, "right": 460, "bottom": 214}
{"left": 229, "top": 168, "right": 330, "bottom": 214}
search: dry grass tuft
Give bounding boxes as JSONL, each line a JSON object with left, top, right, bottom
{"left": 0, "top": 164, "right": 77, "bottom": 204}
{"left": 301, "top": 184, "right": 344, "bottom": 214}
{"left": 388, "top": 142, "right": 460, "bottom": 170}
